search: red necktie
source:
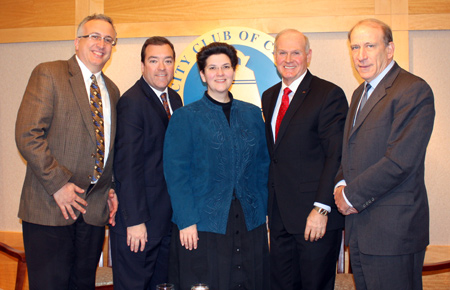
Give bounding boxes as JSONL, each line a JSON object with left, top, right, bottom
{"left": 275, "top": 87, "right": 292, "bottom": 140}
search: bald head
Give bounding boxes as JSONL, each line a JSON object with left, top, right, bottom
{"left": 274, "top": 29, "right": 310, "bottom": 54}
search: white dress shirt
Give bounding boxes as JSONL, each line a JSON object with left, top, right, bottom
{"left": 76, "top": 56, "right": 112, "bottom": 168}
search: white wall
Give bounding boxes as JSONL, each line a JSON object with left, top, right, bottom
{"left": 1, "top": 31, "right": 448, "bottom": 245}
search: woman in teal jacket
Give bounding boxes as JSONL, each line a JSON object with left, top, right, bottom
{"left": 163, "top": 42, "right": 270, "bottom": 290}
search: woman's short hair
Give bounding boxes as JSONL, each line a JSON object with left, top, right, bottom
{"left": 196, "top": 42, "right": 238, "bottom": 72}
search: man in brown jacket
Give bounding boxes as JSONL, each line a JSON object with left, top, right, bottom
{"left": 15, "top": 14, "right": 119, "bottom": 290}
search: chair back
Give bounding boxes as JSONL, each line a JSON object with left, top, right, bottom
{"left": 0, "top": 242, "right": 27, "bottom": 290}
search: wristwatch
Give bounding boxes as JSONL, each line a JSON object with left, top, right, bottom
{"left": 314, "top": 206, "right": 329, "bottom": 216}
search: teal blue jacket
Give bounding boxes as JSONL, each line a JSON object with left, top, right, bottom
{"left": 163, "top": 94, "right": 269, "bottom": 234}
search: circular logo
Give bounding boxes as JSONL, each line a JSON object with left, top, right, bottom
{"left": 171, "top": 27, "right": 281, "bottom": 107}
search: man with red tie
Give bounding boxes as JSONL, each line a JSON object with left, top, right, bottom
{"left": 261, "top": 29, "right": 348, "bottom": 290}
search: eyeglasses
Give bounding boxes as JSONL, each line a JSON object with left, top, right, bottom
{"left": 78, "top": 33, "right": 117, "bottom": 46}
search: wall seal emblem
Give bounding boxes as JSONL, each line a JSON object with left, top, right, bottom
{"left": 171, "top": 27, "right": 281, "bottom": 107}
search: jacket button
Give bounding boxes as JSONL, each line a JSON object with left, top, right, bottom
{"left": 273, "top": 159, "right": 278, "bottom": 164}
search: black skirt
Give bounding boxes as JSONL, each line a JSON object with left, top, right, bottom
{"left": 168, "top": 198, "right": 270, "bottom": 290}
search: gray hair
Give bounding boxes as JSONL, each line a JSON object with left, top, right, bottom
{"left": 274, "top": 29, "right": 310, "bottom": 53}
{"left": 77, "top": 14, "right": 117, "bottom": 37}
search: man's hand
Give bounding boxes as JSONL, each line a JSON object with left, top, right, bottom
{"left": 53, "top": 182, "right": 87, "bottom": 220}
{"left": 180, "top": 224, "right": 199, "bottom": 250}
{"left": 107, "top": 189, "right": 118, "bottom": 226}
{"left": 127, "top": 223, "right": 147, "bottom": 252}
{"left": 334, "top": 186, "right": 358, "bottom": 216}
{"left": 304, "top": 209, "right": 328, "bottom": 242}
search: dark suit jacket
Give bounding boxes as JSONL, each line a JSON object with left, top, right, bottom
{"left": 15, "top": 55, "right": 120, "bottom": 227}
{"left": 112, "top": 77, "right": 183, "bottom": 238}
{"left": 336, "top": 62, "right": 435, "bottom": 255}
{"left": 262, "top": 70, "right": 348, "bottom": 234}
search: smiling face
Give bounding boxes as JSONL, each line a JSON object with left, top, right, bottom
{"left": 349, "top": 23, "right": 394, "bottom": 83}
{"left": 75, "top": 19, "right": 116, "bottom": 73}
{"left": 199, "top": 53, "right": 235, "bottom": 101}
{"left": 274, "top": 30, "right": 312, "bottom": 86}
{"left": 141, "top": 44, "right": 175, "bottom": 91}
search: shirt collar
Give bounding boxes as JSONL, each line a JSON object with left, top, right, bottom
{"left": 142, "top": 78, "right": 168, "bottom": 97}
{"left": 76, "top": 55, "right": 102, "bottom": 82}
{"left": 282, "top": 70, "right": 307, "bottom": 95}
{"left": 367, "top": 60, "right": 395, "bottom": 90}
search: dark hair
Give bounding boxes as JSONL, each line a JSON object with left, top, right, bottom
{"left": 196, "top": 42, "right": 238, "bottom": 72}
{"left": 348, "top": 18, "right": 393, "bottom": 46}
{"left": 77, "top": 14, "right": 116, "bottom": 37}
{"left": 141, "top": 37, "right": 176, "bottom": 63}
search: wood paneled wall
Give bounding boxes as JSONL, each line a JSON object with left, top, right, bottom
{"left": 1, "top": 0, "right": 449, "bottom": 70}
{"left": 1, "top": 0, "right": 449, "bottom": 40}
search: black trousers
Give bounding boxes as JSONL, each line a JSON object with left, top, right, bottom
{"left": 22, "top": 216, "right": 105, "bottom": 290}
{"left": 110, "top": 229, "right": 171, "bottom": 290}
{"left": 269, "top": 198, "right": 341, "bottom": 290}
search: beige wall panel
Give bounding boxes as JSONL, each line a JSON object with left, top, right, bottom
{"left": 408, "top": 14, "right": 450, "bottom": 30}
{"left": 0, "top": 26, "right": 75, "bottom": 44}
{"left": 105, "top": 0, "right": 374, "bottom": 23}
{"left": 90, "top": 0, "right": 104, "bottom": 13}
{"left": 409, "top": 0, "right": 450, "bottom": 14}
{"left": 115, "top": 15, "right": 375, "bottom": 39}
{"left": 391, "top": 0, "right": 408, "bottom": 14}
{"left": 392, "top": 31, "right": 409, "bottom": 70}
{"left": 0, "top": 26, "right": 75, "bottom": 43}
{"left": 262, "top": 15, "right": 376, "bottom": 33}
{"left": 0, "top": 0, "right": 75, "bottom": 29}
{"left": 375, "top": 0, "right": 392, "bottom": 14}
{"left": 410, "top": 30, "right": 450, "bottom": 246}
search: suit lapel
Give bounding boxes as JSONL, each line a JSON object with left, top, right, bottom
{"left": 349, "top": 63, "right": 401, "bottom": 138}
{"left": 266, "top": 83, "right": 282, "bottom": 147}
{"left": 68, "top": 56, "right": 97, "bottom": 145}
{"left": 103, "top": 73, "right": 118, "bottom": 153}
{"left": 274, "top": 71, "right": 312, "bottom": 150}
{"left": 346, "top": 83, "right": 364, "bottom": 138}
{"left": 168, "top": 88, "right": 183, "bottom": 111}
{"left": 139, "top": 77, "right": 170, "bottom": 127}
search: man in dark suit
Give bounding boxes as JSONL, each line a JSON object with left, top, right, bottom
{"left": 334, "top": 19, "right": 435, "bottom": 289}
{"left": 110, "top": 37, "right": 183, "bottom": 290}
{"left": 262, "top": 29, "right": 348, "bottom": 290}
{"left": 15, "top": 14, "right": 119, "bottom": 289}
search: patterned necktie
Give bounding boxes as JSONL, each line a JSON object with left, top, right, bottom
{"left": 275, "top": 87, "right": 292, "bottom": 140}
{"left": 354, "top": 83, "right": 372, "bottom": 126}
{"left": 90, "top": 75, "right": 105, "bottom": 182}
{"left": 160, "top": 92, "right": 171, "bottom": 119}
